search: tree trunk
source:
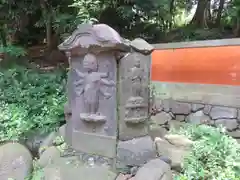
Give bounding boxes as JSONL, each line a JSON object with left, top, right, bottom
{"left": 234, "top": 16, "right": 240, "bottom": 37}
{"left": 40, "top": 0, "right": 52, "bottom": 51}
{"left": 169, "top": 0, "right": 175, "bottom": 29}
{"left": 215, "top": 0, "right": 225, "bottom": 26}
{"left": 46, "top": 13, "right": 52, "bottom": 50}
{"left": 0, "top": 28, "right": 7, "bottom": 47}
{"left": 190, "top": 0, "right": 210, "bottom": 28}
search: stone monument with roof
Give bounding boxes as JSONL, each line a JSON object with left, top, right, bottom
{"left": 58, "top": 23, "right": 155, "bottom": 173}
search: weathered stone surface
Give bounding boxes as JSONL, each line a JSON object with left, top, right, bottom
{"left": 164, "top": 134, "right": 193, "bottom": 147}
{"left": 228, "top": 130, "right": 240, "bottom": 138}
{"left": 0, "top": 143, "right": 33, "bottom": 180}
{"left": 118, "top": 51, "right": 150, "bottom": 140}
{"left": 134, "top": 159, "right": 173, "bottom": 180}
{"left": 58, "top": 24, "right": 129, "bottom": 53}
{"left": 38, "top": 146, "right": 61, "bottom": 168}
{"left": 210, "top": 106, "right": 237, "bottom": 120}
{"left": 59, "top": 124, "right": 66, "bottom": 139}
{"left": 175, "top": 115, "right": 185, "bottom": 122}
{"left": 169, "top": 121, "right": 186, "bottom": 130}
{"left": 130, "top": 38, "right": 154, "bottom": 54}
{"left": 203, "top": 104, "right": 212, "bottom": 115}
{"left": 215, "top": 119, "right": 238, "bottom": 131}
{"left": 149, "top": 125, "right": 168, "bottom": 140}
{"left": 59, "top": 24, "right": 130, "bottom": 158}
{"left": 170, "top": 102, "right": 191, "bottom": 115}
{"left": 191, "top": 103, "right": 205, "bottom": 112}
{"left": 39, "top": 131, "right": 58, "bottom": 155}
{"left": 25, "top": 131, "right": 50, "bottom": 156}
{"left": 153, "top": 99, "right": 164, "bottom": 113}
{"left": 162, "top": 99, "right": 171, "bottom": 112}
{"left": 116, "top": 173, "right": 132, "bottom": 180}
{"left": 154, "top": 137, "right": 189, "bottom": 171}
{"left": 117, "top": 136, "right": 156, "bottom": 167}
{"left": 44, "top": 164, "right": 117, "bottom": 180}
{"left": 186, "top": 111, "right": 211, "bottom": 125}
{"left": 72, "top": 131, "right": 117, "bottom": 158}
{"left": 151, "top": 112, "right": 172, "bottom": 125}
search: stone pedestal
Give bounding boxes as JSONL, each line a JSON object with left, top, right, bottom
{"left": 117, "top": 38, "right": 155, "bottom": 169}
{"left": 59, "top": 24, "right": 155, "bottom": 170}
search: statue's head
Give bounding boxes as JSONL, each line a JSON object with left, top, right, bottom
{"left": 134, "top": 59, "right": 141, "bottom": 68}
{"left": 83, "top": 53, "right": 98, "bottom": 72}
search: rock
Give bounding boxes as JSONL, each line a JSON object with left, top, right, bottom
{"left": 0, "top": 142, "right": 33, "bottom": 180}
{"left": 59, "top": 124, "right": 66, "bottom": 138}
{"left": 116, "top": 173, "right": 132, "bottom": 180}
{"left": 159, "top": 156, "right": 172, "bottom": 165}
{"left": 44, "top": 164, "right": 117, "bottom": 180}
{"left": 39, "top": 131, "right": 58, "bottom": 155}
{"left": 203, "top": 104, "right": 212, "bottom": 115}
{"left": 38, "top": 146, "right": 61, "bottom": 168}
{"left": 154, "top": 137, "right": 189, "bottom": 171}
{"left": 151, "top": 112, "right": 172, "bottom": 125}
{"left": 186, "top": 111, "right": 211, "bottom": 125}
{"left": 164, "top": 134, "right": 193, "bottom": 147}
{"left": 210, "top": 106, "right": 237, "bottom": 120}
{"left": 117, "top": 136, "right": 156, "bottom": 167}
{"left": 162, "top": 99, "right": 171, "bottom": 112}
{"left": 191, "top": 104, "right": 205, "bottom": 112}
{"left": 153, "top": 99, "right": 164, "bottom": 113}
{"left": 130, "top": 38, "right": 154, "bottom": 54}
{"left": 134, "top": 159, "right": 173, "bottom": 180}
{"left": 149, "top": 125, "right": 168, "bottom": 140}
{"left": 169, "top": 121, "right": 185, "bottom": 130}
{"left": 228, "top": 130, "right": 240, "bottom": 138}
{"left": 25, "top": 131, "right": 50, "bottom": 156}
{"left": 175, "top": 115, "right": 185, "bottom": 122}
{"left": 170, "top": 102, "right": 191, "bottom": 115}
{"left": 215, "top": 119, "right": 238, "bottom": 131}
{"left": 130, "top": 167, "right": 138, "bottom": 176}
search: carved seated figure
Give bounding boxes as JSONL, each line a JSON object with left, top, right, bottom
{"left": 74, "top": 53, "right": 115, "bottom": 123}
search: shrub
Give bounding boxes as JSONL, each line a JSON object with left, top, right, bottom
{"left": 0, "top": 65, "right": 67, "bottom": 141}
{"left": 172, "top": 124, "right": 240, "bottom": 180}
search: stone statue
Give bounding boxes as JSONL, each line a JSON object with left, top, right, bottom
{"left": 129, "top": 59, "right": 144, "bottom": 98}
{"left": 74, "top": 53, "right": 115, "bottom": 123}
{"left": 124, "top": 57, "right": 147, "bottom": 124}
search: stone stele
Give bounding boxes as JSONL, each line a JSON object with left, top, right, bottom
{"left": 58, "top": 24, "right": 129, "bottom": 159}
{"left": 58, "top": 24, "right": 155, "bottom": 169}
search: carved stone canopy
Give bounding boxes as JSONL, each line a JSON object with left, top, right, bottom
{"left": 58, "top": 24, "right": 130, "bottom": 57}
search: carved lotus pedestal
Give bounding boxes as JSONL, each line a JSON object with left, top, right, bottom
{"left": 59, "top": 24, "right": 155, "bottom": 175}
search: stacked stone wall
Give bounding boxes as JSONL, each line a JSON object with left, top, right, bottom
{"left": 151, "top": 99, "right": 240, "bottom": 143}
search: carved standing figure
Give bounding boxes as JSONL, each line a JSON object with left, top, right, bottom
{"left": 74, "top": 53, "right": 115, "bottom": 122}
{"left": 130, "top": 59, "right": 144, "bottom": 97}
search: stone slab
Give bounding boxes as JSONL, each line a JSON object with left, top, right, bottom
{"left": 44, "top": 164, "right": 117, "bottom": 180}
{"left": 152, "top": 81, "right": 240, "bottom": 108}
{"left": 118, "top": 52, "right": 151, "bottom": 140}
{"left": 116, "top": 136, "right": 156, "bottom": 168}
{"left": 72, "top": 130, "right": 117, "bottom": 158}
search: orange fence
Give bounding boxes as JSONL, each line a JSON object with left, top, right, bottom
{"left": 151, "top": 46, "right": 240, "bottom": 86}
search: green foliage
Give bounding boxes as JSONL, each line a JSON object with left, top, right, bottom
{"left": 0, "top": 45, "right": 26, "bottom": 57}
{"left": 0, "top": 65, "right": 67, "bottom": 141}
{"left": 172, "top": 124, "right": 240, "bottom": 180}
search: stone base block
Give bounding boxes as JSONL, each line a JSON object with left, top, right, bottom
{"left": 72, "top": 130, "right": 117, "bottom": 158}
{"left": 44, "top": 164, "right": 117, "bottom": 180}
{"left": 116, "top": 136, "right": 156, "bottom": 169}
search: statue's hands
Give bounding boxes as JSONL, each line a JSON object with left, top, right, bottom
{"left": 110, "top": 81, "right": 115, "bottom": 86}
{"left": 104, "top": 93, "right": 112, "bottom": 99}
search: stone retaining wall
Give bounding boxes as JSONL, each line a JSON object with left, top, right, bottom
{"left": 150, "top": 98, "right": 240, "bottom": 143}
